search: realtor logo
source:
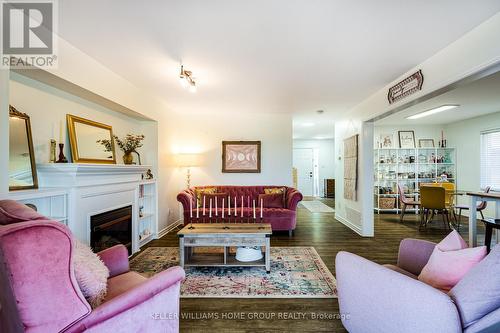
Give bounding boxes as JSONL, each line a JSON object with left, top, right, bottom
{"left": 1, "top": 0, "right": 58, "bottom": 68}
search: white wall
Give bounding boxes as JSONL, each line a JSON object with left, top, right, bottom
{"left": 335, "top": 120, "right": 374, "bottom": 236}
{"left": 9, "top": 73, "right": 156, "bottom": 166}
{"left": 161, "top": 112, "right": 293, "bottom": 220}
{"left": 0, "top": 70, "right": 8, "bottom": 196}
{"left": 293, "top": 139, "right": 335, "bottom": 196}
{"left": 446, "top": 111, "right": 500, "bottom": 218}
{"left": 335, "top": 12, "right": 500, "bottom": 236}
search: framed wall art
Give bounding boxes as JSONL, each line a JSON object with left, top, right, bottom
{"left": 398, "top": 130, "right": 416, "bottom": 149}
{"left": 343, "top": 134, "right": 358, "bottom": 201}
{"left": 222, "top": 141, "right": 261, "bottom": 173}
{"left": 418, "top": 139, "right": 435, "bottom": 148}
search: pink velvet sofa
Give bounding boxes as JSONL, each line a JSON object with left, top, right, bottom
{"left": 177, "top": 186, "right": 303, "bottom": 236}
{"left": 0, "top": 200, "right": 185, "bottom": 333}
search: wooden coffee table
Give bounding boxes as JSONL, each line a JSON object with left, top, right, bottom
{"left": 177, "top": 223, "right": 272, "bottom": 273}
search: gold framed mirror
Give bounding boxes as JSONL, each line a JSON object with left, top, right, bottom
{"left": 67, "top": 114, "right": 116, "bottom": 164}
{"left": 9, "top": 106, "right": 38, "bottom": 191}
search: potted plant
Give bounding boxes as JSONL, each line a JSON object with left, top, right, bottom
{"left": 98, "top": 134, "right": 145, "bottom": 165}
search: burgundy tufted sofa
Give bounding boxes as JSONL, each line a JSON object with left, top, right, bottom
{"left": 177, "top": 186, "right": 303, "bottom": 235}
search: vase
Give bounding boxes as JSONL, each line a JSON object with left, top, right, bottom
{"left": 123, "top": 152, "right": 134, "bottom": 165}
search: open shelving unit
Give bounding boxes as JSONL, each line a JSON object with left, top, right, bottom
{"left": 138, "top": 180, "right": 158, "bottom": 247}
{"left": 374, "top": 147, "right": 456, "bottom": 213}
{"left": 7, "top": 188, "right": 68, "bottom": 224}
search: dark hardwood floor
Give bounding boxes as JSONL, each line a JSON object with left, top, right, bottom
{"left": 141, "top": 198, "right": 486, "bottom": 333}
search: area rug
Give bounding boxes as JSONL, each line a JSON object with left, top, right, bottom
{"left": 300, "top": 200, "right": 335, "bottom": 213}
{"left": 130, "top": 247, "right": 337, "bottom": 298}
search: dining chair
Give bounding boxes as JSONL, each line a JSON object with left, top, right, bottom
{"left": 397, "top": 184, "right": 420, "bottom": 222}
{"left": 419, "top": 186, "right": 453, "bottom": 230}
{"left": 454, "top": 186, "right": 491, "bottom": 233}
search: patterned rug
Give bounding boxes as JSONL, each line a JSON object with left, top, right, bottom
{"left": 300, "top": 200, "right": 335, "bottom": 213}
{"left": 130, "top": 247, "right": 337, "bottom": 298}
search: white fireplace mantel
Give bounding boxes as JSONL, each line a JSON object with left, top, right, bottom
{"left": 29, "top": 163, "right": 158, "bottom": 254}
{"left": 37, "top": 163, "right": 152, "bottom": 188}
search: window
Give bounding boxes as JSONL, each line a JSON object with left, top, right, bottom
{"left": 480, "top": 130, "right": 500, "bottom": 190}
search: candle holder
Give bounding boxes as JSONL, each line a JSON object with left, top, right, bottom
{"left": 188, "top": 217, "right": 195, "bottom": 229}
{"left": 258, "top": 216, "right": 265, "bottom": 229}
{"left": 49, "top": 139, "right": 56, "bottom": 163}
{"left": 56, "top": 143, "right": 68, "bottom": 163}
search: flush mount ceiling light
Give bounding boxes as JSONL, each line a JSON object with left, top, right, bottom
{"left": 407, "top": 104, "right": 459, "bottom": 120}
{"left": 179, "top": 65, "right": 197, "bottom": 93}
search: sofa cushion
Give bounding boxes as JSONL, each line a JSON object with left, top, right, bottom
{"left": 104, "top": 271, "right": 147, "bottom": 302}
{"left": 258, "top": 193, "right": 285, "bottom": 208}
{"left": 264, "top": 187, "right": 285, "bottom": 195}
{"left": 0, "top": 200, "right": 47, "bottom": 225}
{"left": 195, "top": 187, "right": 217, "bottom": 207}
{"left": 383, "top": 264, "right": 418, "bottom": 280}
{"left": 418, "top": 231, "right": 486, "bottom": 292}
{"left": 449, "top": 244, "right": 500, "bottom": 328}
{"left": 204, "top": 193, "right": 227, "bottom": 208}
{"left": 73, "top": 239, "right": 110, "bottom": 308}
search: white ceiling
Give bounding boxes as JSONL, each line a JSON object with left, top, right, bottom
{"left": 376, "top": 70, "right": 500, "bottom": 126}
{"left": 58, "top": 1, "right": 500, "bottom": 129}
{"left": 293, "top": 111, "right": 334, "bottom": 140}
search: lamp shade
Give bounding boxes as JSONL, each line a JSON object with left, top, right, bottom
{"left": 175, "top": 153, "right": 201, "bottom": 167}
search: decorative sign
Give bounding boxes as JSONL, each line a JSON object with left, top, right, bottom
{"left": 343, "top": 134, "right": 358, "bottom": 201}
{"left": 387, "top": 70, "right": 424, "bottom": 104}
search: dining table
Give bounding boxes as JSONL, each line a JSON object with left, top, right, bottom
{"left": 466, "top": 191, "right": 500, "bottom": 247}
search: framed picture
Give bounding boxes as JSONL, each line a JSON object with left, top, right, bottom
{"left": 67, "top": 114, "right": 116, "bottom": 164}
{"left": 418, "top": 139, "right": 435, "bottom": 148}
{"left": 222, "top": 141, "right": 261, "bottom": 173}
{"left": 379, "top": 133, "right": 394, "bottom": 148}
{"left": 398, "top": 130, "right": 416, "bottom": 148}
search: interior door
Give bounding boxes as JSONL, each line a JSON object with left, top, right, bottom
{"left": 293, "top": 148, "right": 314, "bottom": 196}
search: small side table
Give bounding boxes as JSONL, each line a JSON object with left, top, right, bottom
{"left": 481, "top": 218, "right": 500, "bottom": 253}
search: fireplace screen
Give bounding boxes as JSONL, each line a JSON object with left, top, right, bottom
{"left": 90, "top": 205, "right": 132, "bottom": 255}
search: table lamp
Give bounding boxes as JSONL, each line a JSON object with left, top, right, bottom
{"left": 175, "top": 153, "right": 201, "bottom": 189}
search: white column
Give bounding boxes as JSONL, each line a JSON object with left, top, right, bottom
{"left": 468, "top": 195, "right": 478, "bottom": 247}
{"left": 0, "top": 70, "right": 9, "bottom": 197}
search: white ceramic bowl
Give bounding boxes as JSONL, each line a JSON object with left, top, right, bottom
{"left": 235, "top": 247, "right": 263, "bottom": 262}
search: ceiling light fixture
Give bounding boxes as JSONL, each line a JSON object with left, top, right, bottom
{"left": 179, "top": 65, "right": 197, "bottom": 93}
{"left": 407, "top": 104, "right": 459, "bottom": 120}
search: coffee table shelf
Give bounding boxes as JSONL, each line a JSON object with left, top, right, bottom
{"left": 177, "top": 223, "right": 272, "bottom": 273}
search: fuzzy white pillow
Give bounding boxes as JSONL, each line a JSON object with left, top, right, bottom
{"left": 73, "top": 239, "right": 109, "bottom": 308}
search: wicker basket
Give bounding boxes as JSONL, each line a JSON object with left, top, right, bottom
{"left": 379, "top": 197, "right": 396, "bottom": 209}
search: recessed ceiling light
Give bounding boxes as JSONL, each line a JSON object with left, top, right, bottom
{"left": 407, "top": 105, "right": 459, "bottom": 120}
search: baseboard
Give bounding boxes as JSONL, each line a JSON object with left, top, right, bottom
{"left": 157, "top": 219, "right": 182, "bottom": 238}
{"left": 335, "top": 213, "right": 364, "bottom": 236}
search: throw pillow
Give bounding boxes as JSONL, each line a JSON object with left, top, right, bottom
{"left": 264, "top": 187, "right": 285, "bottom": 195}
{"left": 73, "top": 239, "right": 109, "bottom": 308}
{"left": 264, "top": 187, "right": 286, "bottom": 207}
{"left": 195, "top": 187, "right": 217, "bottom": 208}
{"left": 0, "top": 200, "right": 47, "bottom": 225}
{"left": 258, "top": 193, "right": 285, "bottom": 208}
{"left": 449, "top": 244, "right": 500, "bottom": 328}
{"left": 418, "top": 230, "right": 487, "bottom": 292}
{"left": 204, "top": 193, "right": 228, "bottom": 208}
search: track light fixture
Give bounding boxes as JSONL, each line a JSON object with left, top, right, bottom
{"left": 179, "top": 65, "right": 197, "bottom": 93}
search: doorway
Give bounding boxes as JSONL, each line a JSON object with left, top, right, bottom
{"left": 293, "top": 148, "right": 314, "bottom": 196}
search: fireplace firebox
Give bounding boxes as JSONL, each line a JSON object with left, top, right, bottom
{"left": 90, "top": 205, "right": 132, "bottom": 255}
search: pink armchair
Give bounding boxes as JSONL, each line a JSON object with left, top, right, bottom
{"left": 0, "top": 200, "right": 185, "bottom": 333}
